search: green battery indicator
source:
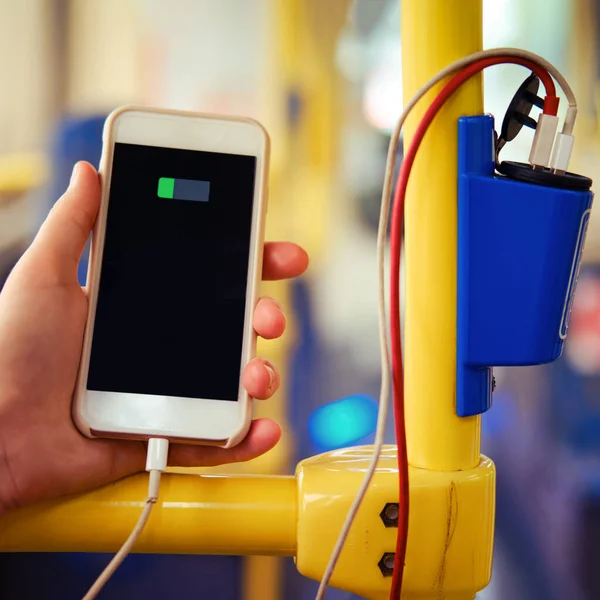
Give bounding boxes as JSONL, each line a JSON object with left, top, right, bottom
{"left": 157, "top": 177, "right": 210, "bottom": 202}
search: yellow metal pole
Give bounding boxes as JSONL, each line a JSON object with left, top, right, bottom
{"left": 0, "top": 473, "right": 297, "bottom": 556}
{"left": 402, "top": 0, "right": 483, "bottom": 471}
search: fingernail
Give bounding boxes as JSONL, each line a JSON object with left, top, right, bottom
{"left": 270, "top": 297, "right": 284, "bottom": 313}
{"left": 265, "top": 363, "right": 275, "bottom": 389}
{"left": 69, "top": 162, "right": 81, "bottom": 187}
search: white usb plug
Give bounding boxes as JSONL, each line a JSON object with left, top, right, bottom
{"left": 550, "top": 132, "right": 575, "bottom": 174}
{"left": 529, "top": 113, "right": 559, "bottom": 168}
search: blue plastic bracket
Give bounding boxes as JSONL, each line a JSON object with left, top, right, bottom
{"left": 456, "top": 115, "right": 593, "bottom": 417}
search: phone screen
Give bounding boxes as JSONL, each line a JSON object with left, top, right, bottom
{"left": 86, "top": 142, "right": 257, "bottom": 401}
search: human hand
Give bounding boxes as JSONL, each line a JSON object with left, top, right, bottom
{"left": 0, "top": 161, "right": 308, "bottom": 514}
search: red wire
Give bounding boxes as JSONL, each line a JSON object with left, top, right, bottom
{"left": 388, "top": 57, "right": 556, "bottom": 599}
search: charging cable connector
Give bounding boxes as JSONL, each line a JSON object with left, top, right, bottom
{"left": 529, "top": 113, "right": 559, "bottom": 168}
{"left": 82, "top": 438, "right": 170, "bottom": 600}
{"left": 550, "top": 132, "right": 575, "bottom": 174}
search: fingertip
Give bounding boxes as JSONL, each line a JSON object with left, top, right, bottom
{"left": 74, "top": 160, "right": 98, "bottom": 176}
{"left": 293, "top": 244, "right": 310, "bottom": 273}
{"left": 70, "top": 161, "right": 100, "bottom": 198}
{"left": 263, "top": 242, "right": 310, "bottom": 280}
{"left": 254, "top": 297, "right": 286, "bottom": 339}
{"left": 248, "top": 418, "right": 282, "bottom": 446}
{"left": 227, "top": 418, "right": 281, "bottom": 463}
{"left": 237, "top": 418, "right": 282, "bottom": 458}
{"left": 242, "top": 358, "right": 280, "bottom": 399}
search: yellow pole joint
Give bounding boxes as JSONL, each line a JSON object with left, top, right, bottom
{"left": 295, "top": 447, "right": 495, "bottom": 599}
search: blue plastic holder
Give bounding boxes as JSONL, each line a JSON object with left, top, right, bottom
{"left": 456, "top": 115, "right": 593, "bottom": 417}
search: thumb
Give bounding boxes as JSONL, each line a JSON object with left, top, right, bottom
{"left": 28, "top": 161, "right": 100, "bottom": 284}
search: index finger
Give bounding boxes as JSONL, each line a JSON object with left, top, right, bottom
{"left": 262, "top": 242, "right": 309, "bottom": 281}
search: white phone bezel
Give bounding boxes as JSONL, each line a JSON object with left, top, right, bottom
{"left": 72, "top": 106, "right": 269, "bottom": 447}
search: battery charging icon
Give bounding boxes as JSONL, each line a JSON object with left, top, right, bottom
{"left": 157, "top": 177, "right": 210, "bottom": 202}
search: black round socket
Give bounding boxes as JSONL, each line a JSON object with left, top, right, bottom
{"left": 497, "top": 161, "right": 592, "bottom": 192}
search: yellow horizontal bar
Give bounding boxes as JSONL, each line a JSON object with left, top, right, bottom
{"left": 0, "top": 473, "right": 297, "bottom": 556}
{"left": 0, "top": 446, "right": 494, "bottom": 600}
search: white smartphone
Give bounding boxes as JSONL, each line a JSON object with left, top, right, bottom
{"left": 72, "top": 106, "right": 269, "bottom": 447}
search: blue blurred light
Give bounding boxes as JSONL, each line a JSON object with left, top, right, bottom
{"left": 308, "top": 394, "right": 378, "bottom": 451}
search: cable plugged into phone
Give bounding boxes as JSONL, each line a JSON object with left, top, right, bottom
{"left": 82, "top": 438, "right": 170, "bottom": 600}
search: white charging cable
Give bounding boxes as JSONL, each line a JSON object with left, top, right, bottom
{"left": 81, "top": 438, "right": 170, "bottom": 600}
